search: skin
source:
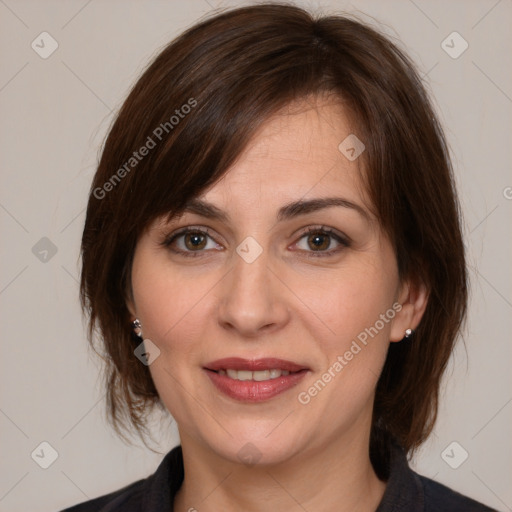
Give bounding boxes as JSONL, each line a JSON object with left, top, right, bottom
{"left": 127, "top": 94, "right": 428, "bottom": 512}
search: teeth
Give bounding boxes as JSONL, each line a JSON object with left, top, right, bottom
{"left": 254, "top": 370, "right": 270, "bottom": 381}
{"left": 221, "top": 369, "right": 292, "bottom": 381}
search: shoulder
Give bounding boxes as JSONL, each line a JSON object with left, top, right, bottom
{"left": 58, "top": 445, "right": 184, "bottom": 512}
{"left": 417, "top": 473, "right": 498, "bottom": 511}
{"left": 376, "top": 438, "right": 497, "bottom": 512}
{"left": 59, "top": 478, "right": 145, "bottom": 512}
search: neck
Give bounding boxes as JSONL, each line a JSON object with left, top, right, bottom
{"left": 173, "top": 424, "right": 386, "bottom": 512}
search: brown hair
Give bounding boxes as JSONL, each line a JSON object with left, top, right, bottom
{"left": 80, "top": 3, "right": 467, "bottom": 473}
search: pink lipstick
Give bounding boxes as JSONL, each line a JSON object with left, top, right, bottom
{"left": 204, "top": 357, "right": 309, "bottom": 402}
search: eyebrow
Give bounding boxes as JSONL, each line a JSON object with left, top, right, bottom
{"left": 179, "top": 197, "right": 370, "bottom": 223}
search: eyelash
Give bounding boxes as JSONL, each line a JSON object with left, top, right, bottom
{"left": 160, "top": 225, "right": 350, "bottom": 259}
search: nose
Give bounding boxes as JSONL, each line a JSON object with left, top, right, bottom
{"left": 217, "top": 246, "right": 290, "bottom": 338}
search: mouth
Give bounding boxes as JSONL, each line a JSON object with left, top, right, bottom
{"left": 215, "top": 368, "right": 297, "bottom": 381}
{"left": 203, "top": 357, "right": 309, "bottom": 402}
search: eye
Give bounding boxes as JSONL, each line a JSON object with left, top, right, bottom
{"left": 293, "top": 226, "right": 350, "bottom": 257}
{"left": 161, "top": 225, "right": 350, "bottom": 259}
{"left": 161, "top": 227, "right": 221, "bottom": 257}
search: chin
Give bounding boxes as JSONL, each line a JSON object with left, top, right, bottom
{"left": 205, "top": 424, "right": 309, "bottom": 467}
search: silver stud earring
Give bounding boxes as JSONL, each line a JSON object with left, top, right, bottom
{"left": 404, "top": 328, "right": 413, "bottom": 339}
{"left": 132, "top": 319, "right": 143, "bottom": 338}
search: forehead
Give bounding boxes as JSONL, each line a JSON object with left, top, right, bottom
{"left": 201, "top": 95, "right": 369, "bottom": 210}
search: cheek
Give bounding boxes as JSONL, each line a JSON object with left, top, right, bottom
{"left": 130, "top": 254, "right": 215, "bottom": 420}
{"left": 131, "top": 249, "right": 214, "bottom": 351}
{"left": 295, "top": 260, "right": 397, "bottom": 405}
{"left": 295, "top": 289, "right": 393, "bottom": 428}
{"left": 303, "top": 262, "right": 397, "bottom": 346}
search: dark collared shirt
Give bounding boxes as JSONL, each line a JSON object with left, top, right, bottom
{"left": 60, "top": 444, "right": 497, "bottom": 511}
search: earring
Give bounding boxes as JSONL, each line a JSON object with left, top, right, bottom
{"left": 132, "top": 319, "right": 143, "bottom": 338}
{"left": 404, "top": 328, "right": 413, "bottom": 339}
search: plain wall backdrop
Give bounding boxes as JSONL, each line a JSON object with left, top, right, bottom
{"left": 0, "top": 0, "right": 511, "bottom": 511}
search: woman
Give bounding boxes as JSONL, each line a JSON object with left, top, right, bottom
{"left": 63, "top": 3, "right": 496, "bottom": 511}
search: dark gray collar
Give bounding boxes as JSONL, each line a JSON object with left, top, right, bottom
{"left": 141, "top": 442, "right": 424, "bottom": 512}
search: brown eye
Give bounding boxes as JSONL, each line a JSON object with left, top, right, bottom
{"left": 306, "top": 232, "right": 331, "bottom": 251}
{"left": 184, "top": 232, "right": 207, "bottom": 251}
{"left": 294, "top": 226, "right": 350, "bottom": 257}
{"left": 162, "top": 227, "right": 221, "bottom": 257}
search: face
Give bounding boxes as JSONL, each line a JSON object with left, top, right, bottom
{"left": 128, "top": 95, "right": 416, "bottom": 465}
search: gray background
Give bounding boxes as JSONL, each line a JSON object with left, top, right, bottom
{"left": 0, "top": 0, "right": 510, "bottom": 511}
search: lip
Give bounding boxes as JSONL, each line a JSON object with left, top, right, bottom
{"left": 203, "top": 357, "right": 309, "bottom": 403}
{"left": 204, "top": 357, "right": 308, "bottom": 372}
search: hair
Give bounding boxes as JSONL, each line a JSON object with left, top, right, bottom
{"left": 80, "top": 2, "right": 467, "bottom": 476}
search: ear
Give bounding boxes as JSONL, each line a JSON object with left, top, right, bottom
{"left": 389, "top": 278, "right": 429, "bottom": 342}
{"left": 126, "top": 299, "right": 136, "bottom": 321}
{"left": 125, "top": 285, "right": 137, "bottom": 321}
